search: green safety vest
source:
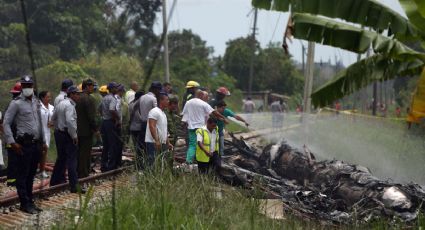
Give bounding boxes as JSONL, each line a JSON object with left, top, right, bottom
{"left": 195, "top": 127, "right": 219, "bottom": 163}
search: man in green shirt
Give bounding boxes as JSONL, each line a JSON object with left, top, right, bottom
{"left": 215, "top": 101, "right": 249, "bottom": 155}
{"left": 165, "top": 96, "right": 181, "bottom": 168}
{"left": 76, "top": 79, "right": 98, "bottom": 178}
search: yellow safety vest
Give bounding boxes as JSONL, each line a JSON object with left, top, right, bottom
{"left": 195, "top": 127, "right": 219, "bottom": 163}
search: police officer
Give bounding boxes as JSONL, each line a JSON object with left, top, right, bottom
{"left": 3, "top": 75, "right": 46, "bottom": 214}
{"left": 50, "top": 85, "right": 84, "bottom": 193}
{"left": 100, "top": 82, "right": 119, "bottom": 172}
{"left": 109, "top": 83, "right": 124, "bottom": 170}
{"left": 54, "top": 79, "right": 73, "bottom": 107}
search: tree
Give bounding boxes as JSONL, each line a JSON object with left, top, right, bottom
{"left": 222, "top": 37, "right": 260, "bottom": 91}
{"left": 111, "top": 0, "right": 162, "bottom": 59}
{"left": 256, "top": 43, "right": 303, "bottom": 95}
{"left": 168, "top": 29, "right": 213, "bottom": 61}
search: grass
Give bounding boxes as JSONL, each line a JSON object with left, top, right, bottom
{"left": 52, "top": 169, "right": 295, "bottom": 229}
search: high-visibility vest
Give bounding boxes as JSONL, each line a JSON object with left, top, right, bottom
{"left": 195, "top": 127, "right": 219, "bottom": 163}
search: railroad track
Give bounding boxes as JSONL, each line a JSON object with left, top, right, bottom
{"left": 0, "top": 125, "right": 301, "bottom": 229}
{"left": 0, "top": 166, "right": 132, "bottom": 229}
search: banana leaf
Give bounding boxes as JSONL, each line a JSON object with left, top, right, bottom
{"left": 413, "top": 0, "right": 425, "bottom": 18}
{"left": 291, "top": 13, "right": 425, "bottom": 62}
{"left": 252, "top": 0, "right": 422, "bottom": 40}
{"left": 311, "top": 54, "right": 424, "bottom": 107}
{"left": 407, "top": 67, "right": 425, "bottom": 123}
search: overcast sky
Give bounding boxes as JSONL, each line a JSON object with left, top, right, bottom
{"left": 156, "top": 0, "right": 405, "bottom": 66}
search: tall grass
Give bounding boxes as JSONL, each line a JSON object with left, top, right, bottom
{"left": 53, "top": 169, "right": 291, "bottom": 229}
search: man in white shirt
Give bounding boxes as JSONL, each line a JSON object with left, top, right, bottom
{"left": 145, "top": 92, "right": 173, "bottom": 167}
{"left": 124, "top": 81, "right": 139, "bottom": 104}
{"left": 138, "top": 81, "right": 162, "bottom": 161}
{"left": 181, "top": 90, "right": 225, "bottom": 163}
{"left": 54, "top": 79, "right": 73, "bottom": 107}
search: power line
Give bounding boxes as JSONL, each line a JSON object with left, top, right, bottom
{"left": 269, "top": 13, "right": 281, "bottom": 44}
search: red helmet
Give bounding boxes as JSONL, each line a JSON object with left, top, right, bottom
{"left": 216, "top": 87, "right": 230, "bottom": 96}
{"left": 10, "top": 82, "right": 22, "bottom": 94}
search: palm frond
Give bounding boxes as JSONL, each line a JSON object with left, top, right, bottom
{"left": 252, "top": 0, "right": 422, "bottom": 40}
{"left": 291, "top": 13, "right": 425, "bottom": 61}
{"left": 311, "top": 54, "right": 424, "bottom": 107}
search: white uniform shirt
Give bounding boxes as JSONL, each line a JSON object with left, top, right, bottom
{"left": 145, "top": 107, "right": 168, "bottom": 144}
{"left": 40, "top": 103, "right": 54, "bottom": 147}
{"left": 54, "top": 91, "right": 67, "bottom": 107}
{"left": 51, "top": 98, "right": 78, "bottom": 139}
{"left": 181, "top": 98, "right": 214, "bottom": 129}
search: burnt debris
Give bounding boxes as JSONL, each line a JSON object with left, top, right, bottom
{"left": 218, "top": 134, "right": 425, "bottom": 224}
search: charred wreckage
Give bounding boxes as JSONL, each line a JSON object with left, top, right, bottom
{"left": 215, "top": 134, "right": 425, "bottom": 224}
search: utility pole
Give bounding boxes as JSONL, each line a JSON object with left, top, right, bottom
{"left": 352, "top": 53, "right": 362, "bottom": 110}
{"left": 162, "top": 0, "right": 170, "bottom": 83}
{"left": 301, "top": 44, "right": 305, "bottom": 76}
{"left": 303, "top": 41, "right": 315, "bottom": 114}
{"left": 248, "top": 8, "right": 258, "bottom": 96}
{"left": 372, "top": 82, "right": 378, "bottom": 116}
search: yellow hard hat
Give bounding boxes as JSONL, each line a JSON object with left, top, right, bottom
{"left": 78, "top": 83, "right": 82, "bottom": 91}
{"left": 99, "top": 85, "right": 109, "bottom": 93}
{"left": 185, "top": 80, "right": 200, "bottom": 89}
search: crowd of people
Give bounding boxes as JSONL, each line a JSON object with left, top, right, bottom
{"left": 0, "top": 75, "right": 249, "bottom": 214}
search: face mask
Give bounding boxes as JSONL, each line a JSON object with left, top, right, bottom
{"left": 22, "top": 88, "right": 34, "bottom": 97}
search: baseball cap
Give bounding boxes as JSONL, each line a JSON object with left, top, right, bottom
{"left": 150, "top": 81, "right": 163, "bottom": 89}
{"left": 61, "top": 79, "right": 74, "bottom": 89}
{"left": 20, "top": 75, "right": 34, "bottom": 84}
{"left": 67, "top": 85, "right": 83, "bottom": 94}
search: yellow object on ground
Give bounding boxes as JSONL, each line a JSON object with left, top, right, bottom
{"left": 407, "top": 68, "right": 425, "bottom": 123}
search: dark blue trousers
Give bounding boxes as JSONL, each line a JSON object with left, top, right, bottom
{"left": 50, "top": 130, "right": 78, "bottom": 190}
{"left": 15, "top": 142, "right": 41, "bottom": 208}
{"left": 101, "top": 119, "right": 122, "bottom": 171}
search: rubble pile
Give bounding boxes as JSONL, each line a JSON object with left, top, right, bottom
{"left": 218, "top": 135, "right": 425, "bottom": 224}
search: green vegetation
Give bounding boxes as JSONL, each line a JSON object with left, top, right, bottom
{"left": 53, "top": 171, "right": 289, "bottom": 229}
{"left": 52, "top": 168, "right": 425, "bottom": 229}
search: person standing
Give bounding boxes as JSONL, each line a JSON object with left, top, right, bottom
{"left": 196, "top": 117, "right": 220, "bottom": 174}
{"left": 162, "top": 82, "right": 174, "bottom": 97}
{"left": 129, "top": 91, "right": 144, "bottom": 168}
{"left": 138, "top": 81, "right": 162, "bottom": 166}
{"left": 164, "top": 96, "right": 180, "bottom": 168}
{"left": 100, "top": 82, "right": 120, "bottom": 171}
{"left": 109, "top": 84, "right": 125, "bottom": 170}
{"left": 215, "top": 101, "right": 249, "bottom": 155}
{"left": 243, "top": 97, "right": 256, "bottom": 113}
{"left": 182, "top": 80, "right": 200, "bottom": 109}
{"left": 181, "top": 91, "right": 225, "bottom": 163}
{"left": 4, "top": 82, "right": 22, "bottom": 186}
{"left": 54, "top": 79, "right": 73, "bottom": 107}
{"left": 145, "top": 93, "right": 173, "bottom": 168}
{"left": 76, "top": 79, "right": 98, "bottom": 178}
{"left": 50, "top": 86, "right": 84, "bottom": 193}
{"left": 125, "top": 81, "right": 139, "bottom": 104}
{"left": 3, "top": 75, "right": 46, "bottom": 214}
{"left": 165, "top": 96, "right": 180, "bottom": 147}
{"left": 270, "top": 98, "right": 283, "bottom": 129}
{"left": 38, "top": 91, "right": 54, "bottom": 178}
{"left": 209, "top": 87, "right": 231, "bottom": 108}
